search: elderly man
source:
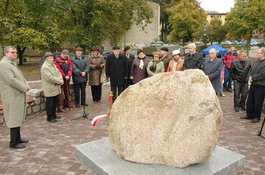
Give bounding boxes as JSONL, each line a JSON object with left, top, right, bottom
{"left": 106, "top": 46, "right": 128, "bottom": 102}
{"left": 55, "top": 49, "right": 73, "bottom": 110}
{"left": 202, "top": 48, "right": 223, "bottom": 95}
{"left": 184, "top": 43, "right": 204, "bottom": 69}
{"left": 160, "top": 47, "right": 172, "bottom": 71}
{"left": 124, "top": 46, "right": 135, "bottom": 88}
{"left": 71, "top": 47, "right": 89, "bottom": 107}
{"left": 41, "top": 52, "right": 63, "bottom": 122}
{"left": 230, "top": 51, "right": 251, "bottom": 112}
{"left": 241, "top": 48, "right": 265, "bottom": 123}
{"left": 223, "top": 46, "right": 238, "bottom": 92}
{"left": 0, "top": 46, "right": 30, "bottom": 149}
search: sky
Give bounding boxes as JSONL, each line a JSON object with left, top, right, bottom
{"left": 198, "top": 0, "right": 235, "bottom": 13}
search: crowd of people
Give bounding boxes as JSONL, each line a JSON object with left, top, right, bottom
{"left": 1, "top": 44, "right": 265, "bottom": 149}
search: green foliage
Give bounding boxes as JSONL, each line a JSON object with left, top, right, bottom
{"left": 0, "top": 0, "right": 153, "bottom": 64}
{"left": 226, "top": 0, "right": 265, "bottom": 53}
{"left": 168, "top": 0, "right": 207, "bottom": 44}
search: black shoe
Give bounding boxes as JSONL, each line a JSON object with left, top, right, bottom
{"left": 251, "top": 118, "right": 260, "bottom": 123}
{"left": 19, "top": 139, "right": 29, "bottom": 143}
{"left": 54, "top": 116, "right": 61, "bottom": 119}
{"left": 10, "top": 143, "right": 26, "bottom": 149}
{"left": 227, "top": 88, "right": 233, "bottom": 92}
{"left": 240, "top": 106, "right": 246, "bottom": 111}
{"left": 76, "top": 104, "right": 80, "bottom": 108}
{"left": 81, "top": 103, "right": 88, "bottom": 106}
{"left": 234, "top": 107, "right": 240, "bottom": 112}
{"left": 47, "top": 118, "right": 57, "bottom": 122}
{"left": 240, "top": 115, "right": 253, "bottom": 120}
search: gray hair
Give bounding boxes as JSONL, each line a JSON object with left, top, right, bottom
{"left": 4, "top": 46, "right": 16, "bottom": 53}
{"left": 258, "top": 47, "right": 265, "bottom": 56}
{"left": 209, "top": 48, "right": 217, "bottom": 54}
{"left": 239, "top": 50, "right": 247, "bottom": 55}
{"left": 188, "top": 43, "right": 196, "bottom": 49}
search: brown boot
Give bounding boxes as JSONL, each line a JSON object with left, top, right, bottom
{"left": 57, "top": 93, "right": 67, "bottom": 113}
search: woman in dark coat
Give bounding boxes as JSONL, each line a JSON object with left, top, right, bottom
{"left": 130, "top": 50, "right": 149, "bottom": 84}
{"left": 88, "top": 47, "right": 105, "bottom": 102}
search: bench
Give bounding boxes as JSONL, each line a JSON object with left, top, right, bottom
{"left": 0, "top": 99, "right": 35, "bottom": 112}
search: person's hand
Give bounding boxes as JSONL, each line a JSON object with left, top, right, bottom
{"left": 60, "top": 80, "right": 64, "bottom": 85}
{"left": 27, "top": 86, "right": 30, "bottom": 92}
{"left": 96, "top": 64, "right": 101, "bottom": 70}
{"left": 249, "top": 77, "right": 253, "bottom": 83}
{"left": 130, "top": 76, "right": 133, "bottom": 79}
{"left": 81, "top": 72, "right": 86, "bottom": 77}
{"left": 65, "top": 76, "right": 70, "bottom": 80}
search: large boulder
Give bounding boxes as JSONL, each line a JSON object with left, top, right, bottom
{"left": 109, "top": 69, "right": 223, "bottom": 168}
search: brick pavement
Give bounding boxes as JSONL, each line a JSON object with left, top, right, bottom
{"left": 0, "top": 85, "right": 265, "bottom": 175}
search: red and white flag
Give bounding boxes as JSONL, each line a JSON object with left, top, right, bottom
{"left": 91, "top": 113, "right": 111, "bottom": 127}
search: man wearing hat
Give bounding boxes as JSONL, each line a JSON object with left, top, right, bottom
{"left": 71, "top": 47, "right": 90, "bottom": 107}
{"left": 106, "top": 46, "right": 128, "bottom": 102}
{"left": 167, "top": 49, "right": 184, "bottom": 72}
{"left": 41, "top": 52, "right": 63, "bottom": 123}
{"left": 160, "top": 47, "right": 172, "bottom": 71}
{"left": 184, "top": 43, "right": 203, "bottom": 69}
{"left": 0, "top": 46, "right": 30, "bottom": 149}
{"left": 55, "top": 49, "right": 73, "bottom": 110}
{"left": 123, "top": 46, "right": 135, "bottom": 88}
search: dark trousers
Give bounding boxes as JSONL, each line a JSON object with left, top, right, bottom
{"left": 223, "top": 68, "right": 232, "bottom": 89}
{"left": 234, "top": 81, "right": 248, "bottom": 108}
{"left": 247, "top": 85, "right": 265, "bottom": 120}
{"left": 10, "top": 127, "right": 21, "bottom": 146}
{"left": 74, "top": 82, "right": 87, "bottom": 105}
{"left": 91, "top": 85, "right": 102, "bottom": 102}
{"left": 46, "top": 95, "right": 58, "bottom": 121}
{"left": 125, "top": 79, "right": 133, "bottom": 89}
{"left": 62, "top": 78, "right": 70, "bottom": 107}
{"left": 111, "top": 85, "right": 124, "bottom": 102}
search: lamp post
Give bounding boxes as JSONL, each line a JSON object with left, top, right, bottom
{"left": 203, "top": 25, "right": 207, "bottom": 47}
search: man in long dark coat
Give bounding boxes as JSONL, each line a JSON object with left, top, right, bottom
{"left": 202, "top": 48, "right": 223, "bottom": 95}
{"left": 123, "top": 46, "right": 135, "bottom": 88}
{"left": 106, "top": 46, "right": 128, "bottom": 102}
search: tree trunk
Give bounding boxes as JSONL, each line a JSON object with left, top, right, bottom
{"left": 161, "top": 21, "right": 164, "bottom": 41}
{"left": 246, "top": 38, "right": 251, "bottom": 57}
{"left": 17, "top": 46, "right": 26, "bottom": 65}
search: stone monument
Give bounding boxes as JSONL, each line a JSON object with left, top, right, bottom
{"left": 109, "top": 70, "right": 223, "bottom": 168}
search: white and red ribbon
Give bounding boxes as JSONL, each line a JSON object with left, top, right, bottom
{"left": 91, "top": 112, "right": 111, "bottom": 127}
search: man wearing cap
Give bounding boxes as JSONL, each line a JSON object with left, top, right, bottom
{"left": 0, "top": 46, "right": 30, "bottom": 149}
{"left": 71, "top": 47, "right": 90, "bottom": 107}
{"left": 160, "top": 47, "right": 172, "bottom": 71}
{"left": 123, "top": 46, "right": 135, "bottom": 88}
{"left": 202, "top": 48, "right": 223, "bottom": 95}
{"left": 184, "top": 43, "right": 203, "bottom": 69}
{"left": 55, "top": 49, "right": 73, "bottom": 109}
{"left": 106, "top": 46, "right": 128, "bottom": 102}
{"left": 41, "top": 52, "right": 63, "bottom": 122}
{"left": 167, "top": 49, "right": 184, "bottom": 72}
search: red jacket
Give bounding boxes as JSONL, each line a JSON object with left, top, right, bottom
{"left": 223, "top": 51, "right": 238, "bottom": 69}
{"left": 54, "top": 56, "right": 72, "bottom": 77}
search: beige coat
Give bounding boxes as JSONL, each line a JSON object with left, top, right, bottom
{"left": 41, "top": 61, "right": 62, "bottom": 97}
{"left": 0, "top": 57, "right": 28, "bottom": 128}
{"left": 88, "top": 54, "right": 105, "bottom": 86}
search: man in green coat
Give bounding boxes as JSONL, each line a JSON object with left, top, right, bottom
{"left": 0, "top": 46, "right": 30, "bottom": 149}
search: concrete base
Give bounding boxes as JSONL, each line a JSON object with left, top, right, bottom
{"left": 74, "top": 138, "right": 245, "bottom": 175}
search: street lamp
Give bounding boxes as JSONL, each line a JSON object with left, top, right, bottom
{"left": 203, "top": 25, "right": 207, "bottom": 47}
